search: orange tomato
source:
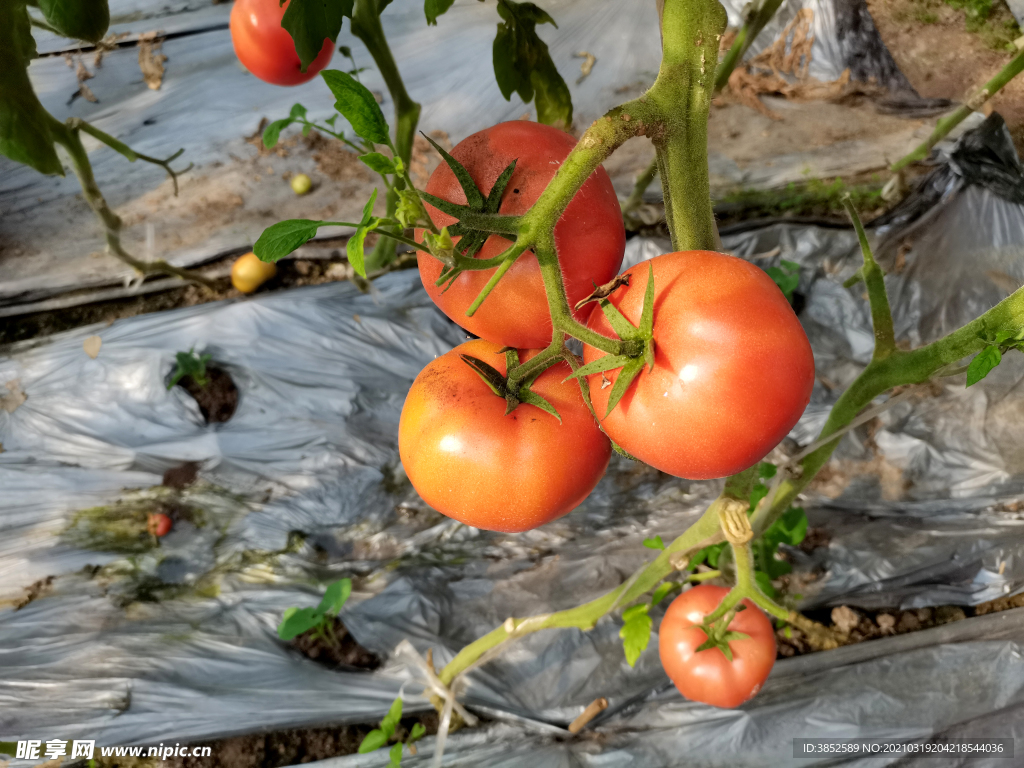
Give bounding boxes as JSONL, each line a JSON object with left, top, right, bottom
{"left": 583, "top": 251, "right": 815, "bottom": 479}
{"left": 399, "top": 340, "right": 611, "bottom": 532}
{"left": 230, "top": 0, "right": 334, "bottom": 86}
{"left": 231, "top": 252, "right": 277, "bottom": 293}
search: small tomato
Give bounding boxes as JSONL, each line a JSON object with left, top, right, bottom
{"left": 232, "top": 252, "right": 277, "bottom": 294}
{"left": 658, "top": 585, "right": 776, "bottom": 708}
{"left": 291, "top": 173, "right": 312, "bottom": 195}
{"left": 147, "top": 512, "right": 173, "bottom": 537}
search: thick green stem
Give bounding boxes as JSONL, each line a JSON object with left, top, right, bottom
{"left": 351, "top": 0, "right": 421, "bottom": 270}
{"left": 891, "top": 46, "right": 1024, "bottom": 172}
{"left": 437, "top": 498, "right": 726, "bottom": 687}
{"left": 50, "top": 118, "right": 215, "bottom": 288}
{"left": 647, "top": 0, "right": 726, "bottom": 251}
{"left": 505, "top": 340, "right": 563, "bottom": 391}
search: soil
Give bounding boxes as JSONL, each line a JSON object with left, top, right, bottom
{"left": 288, "top": 616, "right": 382, "bottom": 671}
{"left": 159, "top": 713, "right": 440, "bottom": 768}
{"left": 868, "top": 0, "right": 1024, "bottom": 149}
{"left": 178, "top": 367, "right": 238, "bottom": 424}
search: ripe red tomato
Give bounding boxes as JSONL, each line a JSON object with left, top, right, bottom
{"left": 583, "top": 251, "right": 814, "bottom": 479}
{"left": 398, "top": 340, "right": 611, "bottom": 532}
{"left": 230, "top": 0, "right": 334, "bottom": 86}
{"left": 147, "top": 512, "right": 173, "bottom": 537}
{"left": 415, "top": 122, "right": 625, "bottom": 349}
{"left": 659, "top": 585, "right": 776, "bottom": 708}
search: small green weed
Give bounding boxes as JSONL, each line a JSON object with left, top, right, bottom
{"left": 168, "top": 348, "right": 212, "bottom": 389}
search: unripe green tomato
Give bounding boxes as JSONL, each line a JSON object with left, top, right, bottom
{"left": 291, "top": 173, "right": 312, "bottom": 195}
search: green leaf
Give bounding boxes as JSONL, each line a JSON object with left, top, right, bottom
{"left": 492, "top": 1, "right": 572, "bottom": 128}
{"left": 0, "top": 4, "right": 63, "bottom": 176}
{"left": 425, "top": 0, "right": 456, "bottom": 25}
{"left": 262, "top": 119, "right": 292, "bottom": 150}
{"left": 317, "top": 578, "right": 352, "bottom": 616}
{"left": 622, "top": 603, "right": 649, "bottom": 623}
{"left": 321, "top": 70, "right": 390, "bottom": 146}
{"left": 766, "top": 263, "right": 800, "bottom": 301}
{"left": 460, "top": 354, "right": 507, "bottom": 397}
{"left": 409, "top": 722, "right": 426, "bottom": 742}
{"left": 754, "top": 570, "right": 777, "bottom": 598}
{"left": 38, "top": 0, "right": 110, "bottom": 43}
{"left": 290, "top": 103, "right": 308, "bottom": 119}
{"left": 277, "top": 606, "right": 321, "bottom": 640}
{"left": 389, "top": 742, "right": 403, "bottom": 767}
{"left": 518, "top": 387, "right": 562, "bottom": 423}
{"left": 395, "top": 188, "right": 429, "bottom": 229}
{"left": 650, "top": 581, "right": 678, "bottom": 606}
{"left": 967, "top": 345, "right": 1002, "bottom": 386}
{"left": 281, "top": 0, "right": 351, "bottom": 72}
{"left": 254, "top": 219, "right": 324, "bottom": 263}
{"left": 599, "top": 299, "right": 640, "bottom": 341}
{"left": 619, "top": 607, "right": 652, "bottom": 667}
{"left": 604, "top": 356, "right": 645, "bottom": 418}
{"left": 420, "top": 133, "right": 484, "bottom": 211}
{"left": 360, "top": 151, "right": 397, "bottom": 175}
{"left": 380, "top": 697, "right": 403, "bottom": 739}
{"left": 358, "top": 729, "right": 388, "bottom": 754}
{"left": 347, "top": 189, "right": 380, "bottom": 278}
{"left": 642, "top": 536, "right": 665, "bottom": 550}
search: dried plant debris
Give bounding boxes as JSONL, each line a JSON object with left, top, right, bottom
{"left": 721, "top": 9, "right": 884, "bottom": 119}
{"left": 138, "top": 32, "right": 168, "bottom": 91}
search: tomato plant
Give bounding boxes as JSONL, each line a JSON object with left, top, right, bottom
{"left": 659, "top": 585, "right": 776, "bottom": 709}
{"left": 415, "top": 122, "right": 625, "bottom": 348}
{"left": 582, "top": 251, "right": 815, "bottom": 480}
{"left": 398, "top": 340, "right": 611, "bottom": 532}
{"left": 230, "top": 0, "right": 334, "bottom": 86}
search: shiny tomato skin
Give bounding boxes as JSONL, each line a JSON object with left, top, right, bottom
{"left": 583, "top": 251, "right": 814, "bottom": 479}
{"left": 398, "top": 340, "right": 611, "bottom": 532}
{"left": 415, "top": 122, "right": 625, "bottom": 348}
{"left": 659, "top": 585, "right": 776, "bottom": 708}
{"left": 230, "top": 0, "right": 334, "bottom": 86}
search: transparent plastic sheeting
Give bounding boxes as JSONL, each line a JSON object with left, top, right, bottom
{"left": 5, "top": 184, "right": 1024, "bottom": 763}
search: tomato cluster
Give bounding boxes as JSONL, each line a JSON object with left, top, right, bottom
{"left": 400, "top": 121, "right": 815, "bottom": 533}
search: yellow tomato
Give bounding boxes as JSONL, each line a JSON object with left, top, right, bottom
{"left": 231, "top": 252, "right": 277, "bottom": 293}
{"left": 291, "top": 173, "right": 312, "bottom": 195}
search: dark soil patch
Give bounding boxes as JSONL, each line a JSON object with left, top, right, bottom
{"left": 162, "top": 713, "right": 440, "bottom": 768}
{"left": 163, "top": 461, "right": 202, "bottom": 489}
{"left": 178, "top": 367, "right": 238, "bottom": 424}
{"left": 289, "top": 616, "right": 382, "bottom": 671}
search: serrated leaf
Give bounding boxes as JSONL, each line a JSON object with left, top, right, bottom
{"left": 484, "top": 159, "right": 518, "bottom": 213}
{"left": 564, "top": 354, "right": 632, "bottom": 381}
{"left": 358, "top": 729, "right": 387, "bottom": 754}
{"left": 380, "top": 697, "right": 403, "bottom": 739}
{"left": 518, "top": 387, "right": 562, "bottom": 423}
{"left": 460, "top": 354, "right": 507, "bottom": 397}
{"left": 604, "top": 356, "right": 645, "bottom": 418}
{"left": 409, "top": 722, "right": 426, "bottom": 742}
{"left": 967, "top": 345, "right": 1001, "bottom": 386}
{"left": 420, "top": 133, "right": 484, "bottom": 211}
{"left": 642, "top": 536, "right": 665, "bottom": 550}
{"left": 277, "top": 606, "right": 320, "bottom": 640}
{"left": 263, "top": 119, "right": 292, "bottom": 150}
{"left": 321, "top": 69, "right": 390, "bottom": 146}
{"left": 255, "top": 219, "right": 324, "bottom": 262}
{"left": 650, "top": 581, "right": 678, "bottom": 606}
{"left": 317, "top": 578, "right": 352, "bottom": 616}
{"left": 599, "top": 299, "right": 640, "bottom": 340}
{"left": 359, "top": 151, "right": 397, "bottom": 174}
{"left": 622, "top": 603, "right": 650, "bottom": 623}
{"left": 0, "top": 4, "right": 63, "bottom": 176}
{"left": 38, "top": 0, "right": 110, "bottom": 43}
{"left": 425, "top": 0, "right": 456, "bottom": 25}
{"left": 619, "top": 610, "right": 652, "bottom": 667}
{"left": 389, "top": 741, "right": 403, "bottom": 767}
{"left": 492, "top": 1, "right": 572, "bottom": 128}
{"left": 281, "top": 0, "right": 351, "bottom": 72}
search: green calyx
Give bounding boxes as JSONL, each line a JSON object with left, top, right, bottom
{"left": 564, "top": 263, "right": 656, "bottom": 418}
{"left": 460, "top": 351, "right": 562, "bottom": 423}
{"left": 693, "top": 604, "right": 750, "bottom": 662}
